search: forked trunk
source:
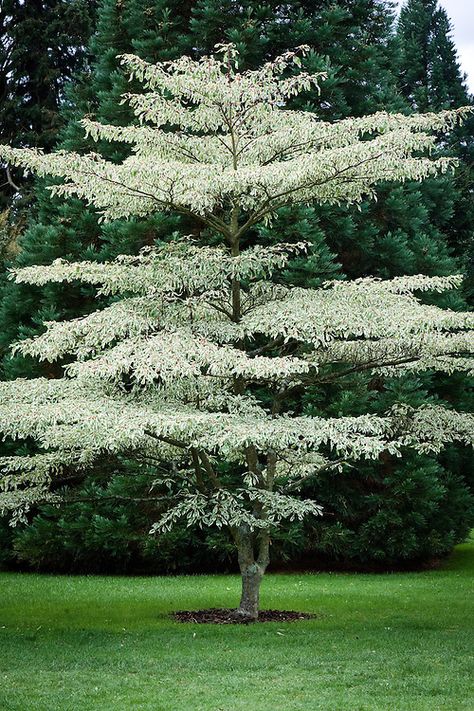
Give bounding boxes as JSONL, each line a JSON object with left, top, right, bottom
{"left": 234, "top": 526, "right": 270, "bottom": 620}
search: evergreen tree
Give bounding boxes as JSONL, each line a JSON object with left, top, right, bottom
{"left": 4, "top": 0, "right": 401, "bottom": 362}
{"left": 0, "top": 0, "right": 188, "bottom": 380}
{"left": 294, "top": 0, "right": 474, "bottom": 567}
{"left": 397, "top": 0, "right": 474, "bottom": 290}
{"left": 1, "top": 0, "right": 472, "bottom": 573}
{"left": 397, "top": 0, "right": 467, "bottom": 111}
{"left": 0, "top": 0, "right": 95, "bottom": 213}
{"left": 386, "top": 0, "right": 474, "bottom": 564}
{"left": 189, "top": 0, "right": 474, "bottom": 568}
{"left": 0, "top": 0, "right": 190, "bottom": 565}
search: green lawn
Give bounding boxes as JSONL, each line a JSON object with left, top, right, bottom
{"left": 1, "top": 541, "right": 473, "bottom": 711}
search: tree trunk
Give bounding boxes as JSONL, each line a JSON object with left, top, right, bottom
{"left": 238, "top": 561, "right": 264, "bottom": 619}
{"left": 235, "top": 526, "right": 270, "bottom": 620}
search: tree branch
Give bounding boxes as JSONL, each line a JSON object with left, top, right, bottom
{"left": 5, "top": 165, "right": 20, "bottom": 192}
{"left": 190, "top": 447, "right": 206, "bottom": 492}
{"left": 198, "top": 450, "right": 222, "bottom": 489}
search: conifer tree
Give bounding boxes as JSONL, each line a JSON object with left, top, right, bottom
{"left": 0, "top": 0, "right": 198, "bottom": 569}
{"left": 392, "top": 0, "right": 474, "bottom": 559}
{"left": 0, "top": 0, "right": 193, "bottom": 565}
{"left": 397, "top": 0, "right": 474, "bottom": 284}
{"left": 291, "top": 0, "right": 474, "bottom": 566}
{"left": 0, "top": 0, "right": 95, "bottom": 213}
{"left": 3, "top": 0, "right": 473, "bottom": 574}
{"left": 397, "top": 0, "right": 467, "bottom": 111}
{"left": 0, "top": 0, "right": 188, "bottom": 380}
{"left": 0, "top": 47, "right": 473, "bottom": 618}
{"left": 188, "top": 0, "right": 474, "bottom": 567}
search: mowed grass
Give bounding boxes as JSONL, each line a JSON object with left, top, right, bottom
{"left": 1, "top": 541, "right": 473, "bottom": 710}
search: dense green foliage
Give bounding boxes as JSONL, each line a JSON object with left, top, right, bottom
{"left": 0, "top": 0, "right": 95, "bottom": 150}
{"left": 397, "top": 0, "right": 468, "bottom": 110}
{"left": 397, "top": 0, "right": 474, "bottom": 296}
{"left": 0, "top": 0, "right": 473, "bottom": 572}
{"left": 1, "top": 539, "right": 473, "bottom": 710}
{"left": 0, "top": 0, "right": 95, "bottom": 228}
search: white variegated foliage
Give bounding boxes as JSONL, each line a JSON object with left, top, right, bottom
{"left": 0, "top": 45, "right": 472, "bottom": 533}
{"left": 0, "top": 45, "right": 469, "bottom": 229}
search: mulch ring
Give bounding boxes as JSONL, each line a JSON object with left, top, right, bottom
{"left": 172, "top": 608, "right": 314, "bottom": 624}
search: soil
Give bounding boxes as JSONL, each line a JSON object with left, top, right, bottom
{"left": 172, "top": 608, "right": 314, "bottom": 624}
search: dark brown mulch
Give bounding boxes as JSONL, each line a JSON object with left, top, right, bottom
{"left": 172, "top": 608, "right": 314, "bottom": 624}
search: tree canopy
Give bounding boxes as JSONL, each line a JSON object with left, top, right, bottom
{"left": 0, "top": 45, "right": 473, "bottom": 617}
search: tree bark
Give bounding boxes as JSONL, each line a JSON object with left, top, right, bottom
{"left": 238, "top": 562, "right": 263, "bottom": 619}
{"left": 234, "top": 526, "right": 270, "bottom": 620}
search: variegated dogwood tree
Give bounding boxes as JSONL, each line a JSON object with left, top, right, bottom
{"left": 1, "top": 45, "right": 473, "bottom": 619}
